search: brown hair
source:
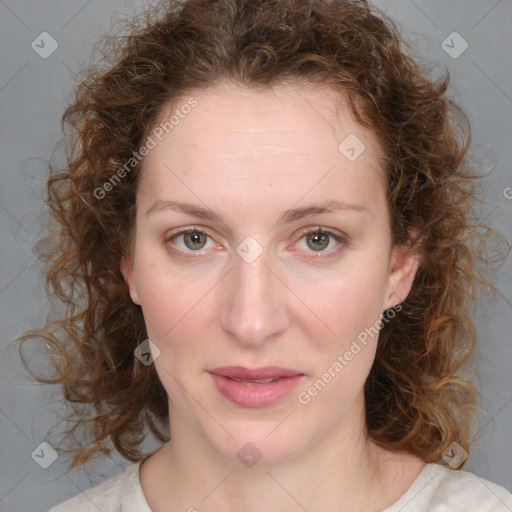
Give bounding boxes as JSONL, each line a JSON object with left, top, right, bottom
{"left": 20, "top": 0, "right": 505, "bottom": 468}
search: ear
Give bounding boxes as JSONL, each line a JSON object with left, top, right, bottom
{"left": 120, "top": 255, "right": 142, "bottom": 306}
{"left": 383, "top": 230, "right": 420, "bottom": 310}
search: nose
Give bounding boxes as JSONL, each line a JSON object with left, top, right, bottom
{"left": 219, "top": 252, "right": 290, "bottom": 347}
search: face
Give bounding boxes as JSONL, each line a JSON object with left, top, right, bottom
{"left": 122, "top": 82, "right": 418, "bottom": 467}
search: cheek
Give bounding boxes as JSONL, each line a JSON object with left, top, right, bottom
{"left": 294, "top": 254, "right": 389, "bottom": 354}
{"left": 336, "top": 272, "right": 386, "bottom": 337}
{"left": 131, "top": 253, "right": 219, "bottom": 354}
{"left": 294, "top": 267, "right": 387, "bottom": 414}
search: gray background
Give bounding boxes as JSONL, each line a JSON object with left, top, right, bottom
{"left": 0, "top": 0, "right": 511, "bottom": 510}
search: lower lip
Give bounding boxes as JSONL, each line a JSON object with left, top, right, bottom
{"left": 210, "top": 373, "right": 304, "bottom": 407}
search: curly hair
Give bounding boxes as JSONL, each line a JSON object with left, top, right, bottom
{"left": 19, "top": 0, "right": 505, "bottom": 469}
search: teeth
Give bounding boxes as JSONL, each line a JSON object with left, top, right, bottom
{"left": 232, "top": 377, "right": 278, "bottom": 385}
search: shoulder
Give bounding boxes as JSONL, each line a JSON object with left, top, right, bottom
{"left": 435, "top": 465, "right": 512, "bottom": 510}
{"left": 387, "top": 463, "right": 512, "bottom": 512}
{"left": 48, "top": 462, "right": 150, "bottom": 512}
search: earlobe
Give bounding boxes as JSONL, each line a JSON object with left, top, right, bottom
{"left": 120, "top": 256, "right": 141, "bottom": 306}
{"left": 384, "top": 237, "right": 420, "bottom": 311}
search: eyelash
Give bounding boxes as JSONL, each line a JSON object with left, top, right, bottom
{"left": 164, "top": 226, "right": 347, "bottom": 260}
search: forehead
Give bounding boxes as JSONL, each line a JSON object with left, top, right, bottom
{"left": 151, "top": 81, "right": 377, "bottom": 154}
{"left": 138, "top": 82, "right": 385, "bottom": 215}
{"left": 179, "top": 81, "right": 342, "bottom": 131}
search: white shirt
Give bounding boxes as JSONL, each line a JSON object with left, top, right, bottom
{"left": 49, "top": 461, "right": 512, "bottom": 511}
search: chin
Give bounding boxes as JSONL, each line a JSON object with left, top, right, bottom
{"left": 203, "top": 417, "right": 310, "bottom": 469}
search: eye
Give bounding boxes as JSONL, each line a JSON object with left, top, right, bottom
{"left": 165, "top": 228, "right": 217, "bottom": 253}
{"left": 295, "top": 227, "right": 346, "bottom": 257}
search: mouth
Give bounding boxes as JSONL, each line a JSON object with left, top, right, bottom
{"left": 209, "top": 366, "right": 305, "bottom": 407}
{"left": 229, "top": 377, "right": 279, "bottom": 385}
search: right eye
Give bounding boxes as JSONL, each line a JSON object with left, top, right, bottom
{"left": 164, "top": 227, "right": 219, "bottom": 256}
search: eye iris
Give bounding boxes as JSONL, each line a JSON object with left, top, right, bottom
{"left": 306, "top": 232, "right": 329, "bottom": 251}
{"left": 184, "top": 231, "right": 207, "bottom": 250}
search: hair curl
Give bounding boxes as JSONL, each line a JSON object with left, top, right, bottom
{"left": 20, "top": 0, "right": 506, "bottom": 468}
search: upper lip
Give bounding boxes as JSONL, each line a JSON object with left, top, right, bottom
{"left": 210, "top": 366, "right": 303, "bottom": 380}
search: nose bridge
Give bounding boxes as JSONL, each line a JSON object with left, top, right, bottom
{"left": 219, "top": 253, "right": 289, "bottom": 345}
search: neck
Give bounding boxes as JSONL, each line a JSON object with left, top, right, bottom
{"left": 140, "top": 402, "right": 424, "bottom": 512}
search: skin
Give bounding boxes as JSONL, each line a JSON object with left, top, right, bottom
{"left": 121, "top": 81, "right": 424, "bottom": 512}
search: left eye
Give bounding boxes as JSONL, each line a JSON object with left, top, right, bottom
{"left": 298, "top": 229, "right": 343, "bottom": 253}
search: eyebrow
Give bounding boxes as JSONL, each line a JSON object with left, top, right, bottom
{"left": 145, "top": 199, "right": 369, "bottom": 224}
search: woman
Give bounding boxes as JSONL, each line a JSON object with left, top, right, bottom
{"left": 21, "top": 0, "right": 511, "bottom": 510}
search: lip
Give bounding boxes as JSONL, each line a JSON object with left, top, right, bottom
{"left": 210, "top": 366, "right": 303, "bottom": 380}
{"left": 209, "top": 366, "right": 305, "bottom": 407}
